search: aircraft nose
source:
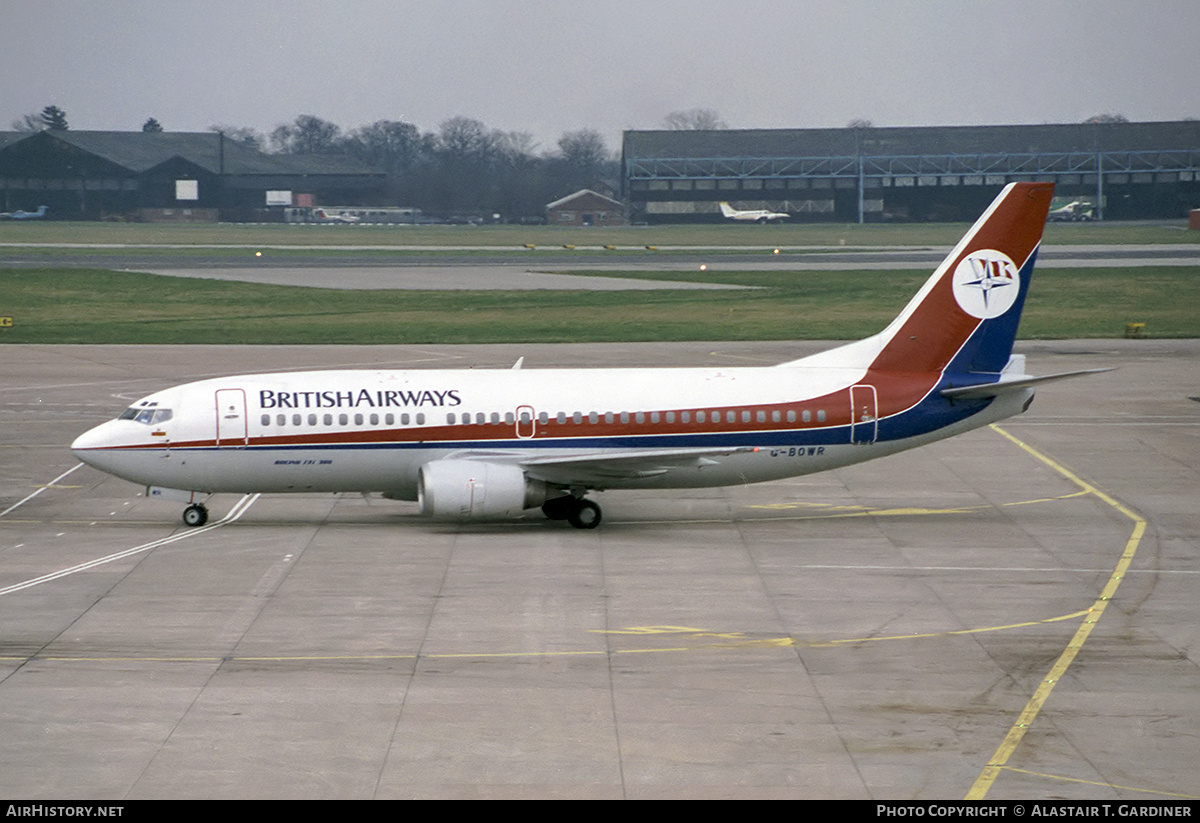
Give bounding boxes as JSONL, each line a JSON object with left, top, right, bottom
{"left": 71, "top": 421, "right": 115, "bottom": 462}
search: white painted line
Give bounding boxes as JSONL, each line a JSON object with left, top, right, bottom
{"left": 0, "top": 494, "right": 259, "bottom": 597}
{"left": 0, "top": 464, "right": 85, "bottom": 519}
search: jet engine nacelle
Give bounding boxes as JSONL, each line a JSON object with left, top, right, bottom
{"left": 417, "top": 459, "right": 550, "bottom": 520}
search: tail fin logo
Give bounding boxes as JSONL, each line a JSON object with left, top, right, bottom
{"left": 952, "top": 249, "right": 1020, "bottom": 319}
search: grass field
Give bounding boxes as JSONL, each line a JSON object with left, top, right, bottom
{"left": 3, "top": 219, "right": 1195, "bottom": 344}
{"left": 2, "top": 218, "right": 1197, "bottom": 249}
{"left": 3, "top": 264, "right": 1196, "bottom": 344}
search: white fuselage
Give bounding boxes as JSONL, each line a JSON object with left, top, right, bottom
{"left": 70, "top": 358, "right": 1027, "bottom": 501}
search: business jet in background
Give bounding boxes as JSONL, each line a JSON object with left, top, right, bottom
{"left": 312, "top": 208, "right": 360, "bottom": 223}
{"left": 0, "top": 205, "right": 49, "bottom": 220}
{"left": 73, "top": 183, "right": 1101, "bottom": 530}
{"left": 718, "top": 201, "right": 789, "bottom": 222}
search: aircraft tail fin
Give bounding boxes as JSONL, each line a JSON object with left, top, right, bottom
{"left": 719, "top": 202, "right": 736, "bottom": 218}
{"left": 865, "top": 182, "right": 1055, "bottom": 376}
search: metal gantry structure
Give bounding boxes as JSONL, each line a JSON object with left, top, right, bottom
{"left": 626, "top": 148, "right": 1200, "bottom": 222}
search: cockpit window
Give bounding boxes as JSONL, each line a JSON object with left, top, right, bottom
{"left": 119, "top": 407, "right": 172, "bottom": 425}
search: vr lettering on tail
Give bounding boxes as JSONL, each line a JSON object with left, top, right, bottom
{"left": 953, "top": 250, "right": 1020, "bottom": 319}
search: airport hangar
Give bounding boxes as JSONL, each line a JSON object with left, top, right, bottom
{"left": 621, "top": 120, "right": 1200, "bottom": 223}
{"left": 0, "top": 129, "right": 385, "bottom": 221}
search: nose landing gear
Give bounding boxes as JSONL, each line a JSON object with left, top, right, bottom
{"left": 182, "top": 503, "right": 209, "bottom": 527}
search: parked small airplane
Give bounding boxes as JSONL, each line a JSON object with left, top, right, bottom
{"left": 72, "top": 183, "right": 1101, "bottom": 529}
{"left": 312, "top": 208, "right": 360, "bottom": 223}
{"left": 0, "top": 205, "right": 49, "bottom": 220}
{"left": 719, "top": 201, "right": 789, "bottom": 222}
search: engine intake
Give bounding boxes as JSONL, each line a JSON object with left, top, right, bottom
{"left": 418, "top": 460, "right": 549, "bottom": 520}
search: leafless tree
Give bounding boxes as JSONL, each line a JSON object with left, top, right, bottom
{"left": 208, "top": 125, "right": 266, "bottom": 151}
{"left": 346, "top": 120, "right": 424, "bottom": 171}
{"left": 436, "top": 116, "right": 503, "bottom": 165}
{"left": 11, "top": 112, "right": 43, "bottom": 131}
{"left": 270, "top": 115, "right": 343, "bottom": 154}
{"left": 557, "top": 129, "right": 611, "bottom": 169}
{"left": 663, "top": 108, "right": 728, "bottom": 130}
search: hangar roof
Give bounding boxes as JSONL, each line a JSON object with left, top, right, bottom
{"left": 0, "top": 130, "right": 380, "bottom": 178}
{"left": 0, "top": 132, "right": 28, "bottom": 149}
{"left": 624, "top": 121, "right": 1200, "bottom": 159}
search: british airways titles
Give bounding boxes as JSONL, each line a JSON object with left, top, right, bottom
{"left": 258, "top": 388, "right": 462, "bottom": 410}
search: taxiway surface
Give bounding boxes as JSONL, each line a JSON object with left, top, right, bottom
{"left": 3, "top": 242, "right": 1195, "bottom": 291}
{"left": 1, "top": 341, "right": 1197, "bottom": 799}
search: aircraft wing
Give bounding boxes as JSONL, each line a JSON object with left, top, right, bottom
{"left": 523, "top": 445, "right": 758, "bottom": 486}
{"left": 444, "top": 445, "right": 757, "bottom": 487}
{"left": 940, "top": 368, "right": 1111, "bottom": 400}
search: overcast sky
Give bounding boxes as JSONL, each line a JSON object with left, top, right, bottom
{"left": 4, "top": 0, "right": 1198, "bottom": 152}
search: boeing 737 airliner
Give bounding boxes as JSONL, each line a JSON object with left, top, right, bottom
{"left": 72, "top": 183, "right": 1098, "bottom": 529}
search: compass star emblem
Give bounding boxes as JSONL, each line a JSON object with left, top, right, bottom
{"left": 951, "top": 250, "right": 1020, "bottom": 319}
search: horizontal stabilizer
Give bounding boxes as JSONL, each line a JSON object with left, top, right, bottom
{"left": 940, "top": 368, "right": 1112, "bottom": 400}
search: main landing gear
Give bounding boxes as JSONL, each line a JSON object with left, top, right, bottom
{"left": 182, "top": 503, "right": 209, "bottom": 527}
{"left": 541, "top": 495, "right": 602, "bottom": 529}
